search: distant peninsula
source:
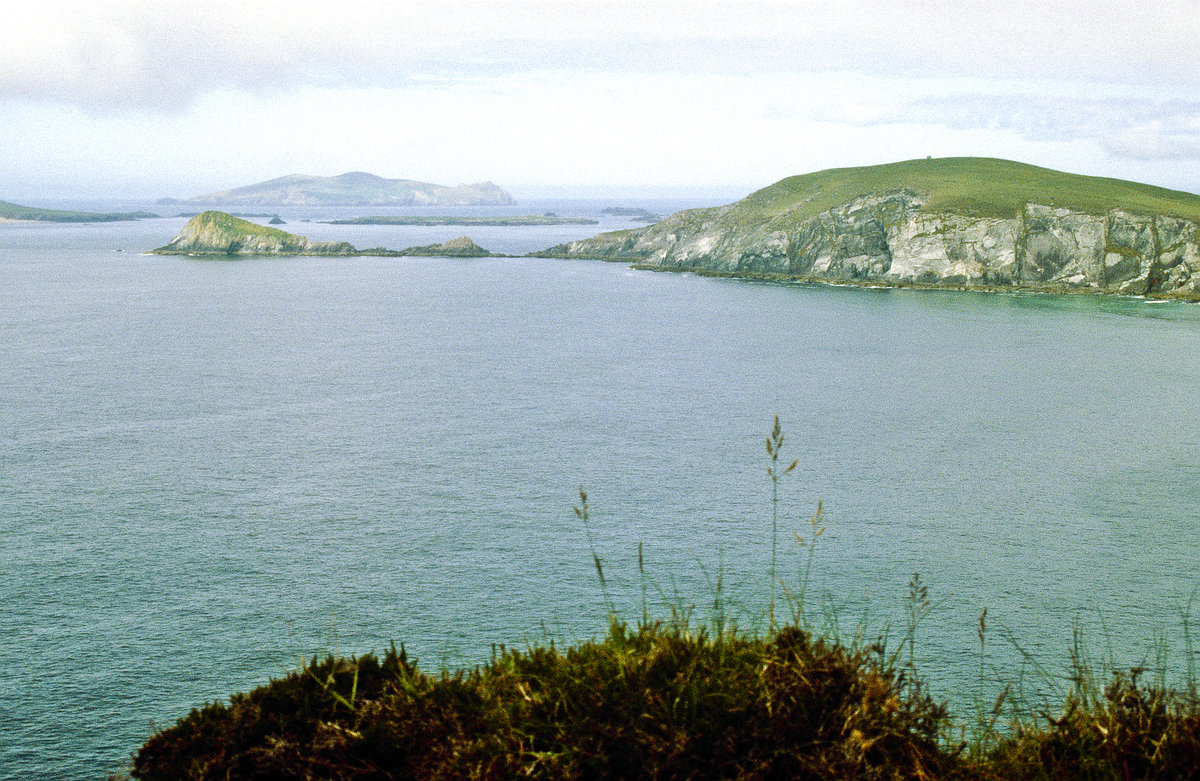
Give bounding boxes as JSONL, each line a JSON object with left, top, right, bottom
{"left": 601, "top": 206, "right": 663, "bottom": 223}
{"left": 150, "top": 211, "right": 494, "bottom": 258}
{"left": 326, "top": 215, "right": 597, "bottom": 226}
{"left": 174, "top": 211, "right": 283, "bottom": 219}
{"left": 173, "top": 172, "right": 515, "bottom": 207}
{"left": 536, "top": 157, "right": 1200, "bottom": 299}
{"left": 0, "top": 200, "right": 158, "bottom": 223}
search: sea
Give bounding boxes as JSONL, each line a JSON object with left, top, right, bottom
{"left": 2, "top": 199, "right": 1199, "bottom": 778}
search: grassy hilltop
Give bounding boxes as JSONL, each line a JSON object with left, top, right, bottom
{"left": 735, "top": 157, "right": 1200, "bottom": 225}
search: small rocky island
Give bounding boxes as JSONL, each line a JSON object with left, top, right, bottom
{"left": 389, "top": 236, "right": 490, "bottom": 257}
{"left": 538, "top": 158, "right": 1200, "bottom": 299}
{"left": 152, "top": 212, "right": 357, "bottom": 255}
{"left": 151, "top": 212, "right": 494, "bottom": 258}
{"left": 601, "top": 206, "right": 663, "bottom": 223}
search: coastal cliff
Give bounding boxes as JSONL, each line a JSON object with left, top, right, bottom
{"left": 536, "top": 158, "right": 1200, "bottom": 298}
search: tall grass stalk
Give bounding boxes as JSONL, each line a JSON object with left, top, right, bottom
{"left": 574, "top": 487, "right": 614, "bottom": 617}
{"left": 765, "top": 415, "right": 797, "bottom": 629}
{"left": 638, "top": 541, "right": 648, "bottom": 628}
{"left": 786, "top": 500, "right": 825, "bottom": 629}
{"left": 1183, "top": 588, "right": 1198, "bottom": 702}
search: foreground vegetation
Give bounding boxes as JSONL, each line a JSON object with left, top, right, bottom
{"left": 130, "top": 419, "right": 1200, "bottom": 779}
{"left": 129, "top": 620, "right": 1200, "bottom": 779}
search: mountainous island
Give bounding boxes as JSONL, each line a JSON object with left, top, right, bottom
{"left": 174, "top": 172, "right": 515, "bottom": 207}
{"left": 150, "top": 212, "right": 492, "bottom": 257}
{"left": 536, "top": 158, "right": 1200, "bottom": 299}
{"left": 0, "top": 200, "right": 158, "bottom": 223}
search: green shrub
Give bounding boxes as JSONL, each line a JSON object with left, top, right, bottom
{"left": 133, "top": 620, "right": 958, "bottom": 780}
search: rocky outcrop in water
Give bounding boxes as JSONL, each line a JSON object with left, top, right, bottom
{"left": 394, "top": 236, "right": 491, "bottom": 257}
{"left": 151, "top": 212, "right": 356, "bottom": 256}
{"left": 151, "top": 212, "right": 497, "bottom": 258}
{"left": 537, "top": 160, "right": 1200, "bottom": 298}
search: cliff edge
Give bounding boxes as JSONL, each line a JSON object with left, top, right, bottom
{"left": 535, "top": 158, "right": 1200, "bottom": 298}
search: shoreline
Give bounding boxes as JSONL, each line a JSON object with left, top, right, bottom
{"left": 538, "top": 253, "right": 1200, "bottom": 303}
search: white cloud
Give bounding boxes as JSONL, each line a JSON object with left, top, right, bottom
{"left": 5, "top": 1, "right": 1200, "bottom": 196}
{"left": 4, "top": 0, "right": 1200, "bottom": 110}
{"left": 834, "top": 94, "right": 1200, "bottom": 162}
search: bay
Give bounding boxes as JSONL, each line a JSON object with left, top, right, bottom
{"left": 2, "top": 206, "right": 1199, "bottom": 778}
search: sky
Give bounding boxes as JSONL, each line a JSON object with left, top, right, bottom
{"left": 3, "top": 0, "right": 1200, "bottom": 201}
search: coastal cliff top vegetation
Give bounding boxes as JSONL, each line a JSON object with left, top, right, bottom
{"left": 129, "top": 619, "right": 1200, "bottom": 780}
{"left": 129, "top": 420, "right": 1200, "bottom": 780}
{"left": 735, "top": 157, "right": 1200, "bottom": 223}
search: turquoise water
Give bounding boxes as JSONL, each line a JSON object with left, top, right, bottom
{"left": 2, "top": 212, "right": 1199, "bottom": 777}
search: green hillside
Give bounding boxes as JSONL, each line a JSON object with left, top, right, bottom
{"left": 731, "top": 157, "right": 1200, "bottom": 224}
{"left": 151, "top": 211, "right": 350, "bottom": 255}
{"left": 190, "top": 210, "right": 298, "bottom": 241}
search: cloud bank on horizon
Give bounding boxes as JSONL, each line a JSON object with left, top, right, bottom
{"left": 3, "top": 0, "right": 1200, "bottom": 198}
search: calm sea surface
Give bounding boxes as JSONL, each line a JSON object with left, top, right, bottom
{"left": 2, "top": 203, "right": 1199, "bottom": 778}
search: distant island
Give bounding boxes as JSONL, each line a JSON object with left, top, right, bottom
{"left": 0, "top": 200, "right": 158, "bottom": 223}
{"left": 175, "top": 211, "right": 283, "bottom": 219}
{"left": 150, "top": 211, "right": 494, "bottom": 258}
{"left": 537, "top": 157, "right": 1200, "bottom": 299}
{"left": 601, "top": 206, "right": 663, "bottom": 223}
{"left": 171, "top": 172, "right": 515, "bottom": 207}
{"left": 326, "top": 215, "right": 597, "bottom": 226}
{"left": 386, "top": 236, "right": 491, "bottom": 257}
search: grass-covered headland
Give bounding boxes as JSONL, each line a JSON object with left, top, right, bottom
{"left": 130, "top": 421, "right": 1200, "bottom": 780}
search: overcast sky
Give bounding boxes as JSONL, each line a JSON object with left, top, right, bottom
{"left": 4, "top": 0, "right": 1200, "bottom": 200}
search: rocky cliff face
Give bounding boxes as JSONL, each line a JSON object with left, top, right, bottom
{"left": 540, "top": 191, "right": 1200, "bottom": 298}
{"left": 152, "top": 212, "right": 356, "bottom": 256}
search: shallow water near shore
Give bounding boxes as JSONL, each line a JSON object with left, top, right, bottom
{"left": 2, "top": 205, "right": 1199, "bottom": 777}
